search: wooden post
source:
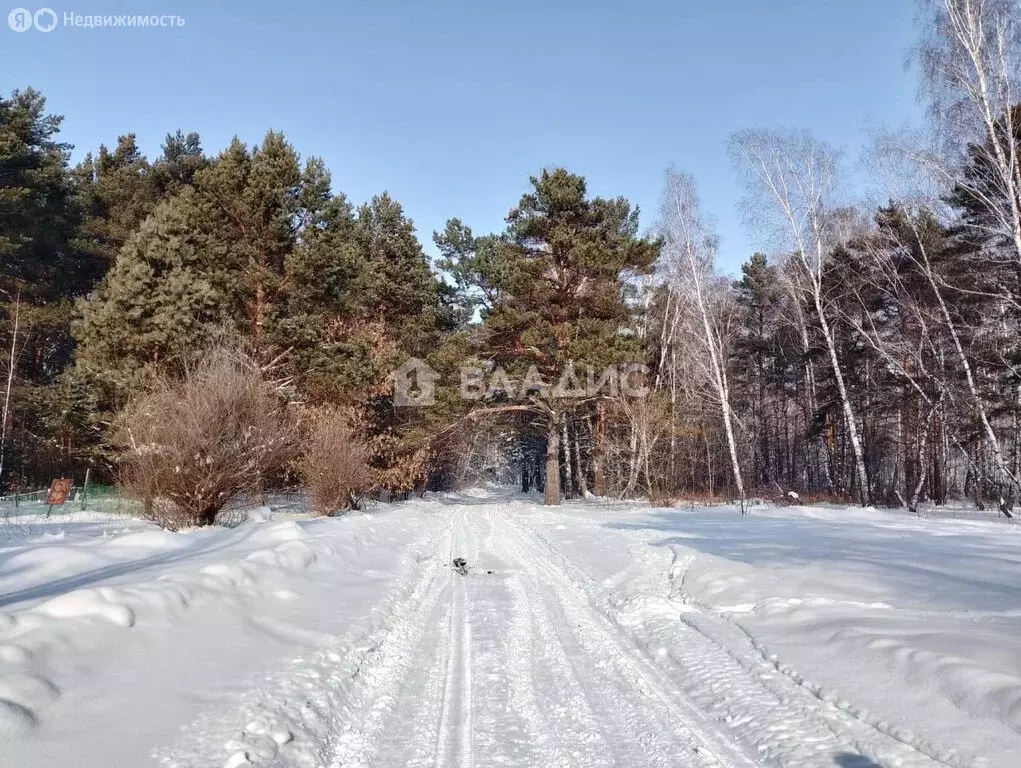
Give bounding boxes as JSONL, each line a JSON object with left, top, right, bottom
{"left": 81, "top": 468, "right": 92, "bottom": 510}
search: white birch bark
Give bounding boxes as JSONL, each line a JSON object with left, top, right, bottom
{"left": 659, "top": 170, "right": 747, "bottom": 513}
{"left": 731, "top": 131, "right": 871, "bottom": 505}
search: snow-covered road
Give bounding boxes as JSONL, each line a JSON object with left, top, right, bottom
{"left": 2, "top": 491, "right": 1020, "bottom": 767}
{"left": 354, "top": 503, "right": 759, "bottom": 768}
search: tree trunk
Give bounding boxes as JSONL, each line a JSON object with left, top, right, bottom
{"left": 573, "top": 421, "right": 589, "bottom": 497}
{"left": 812, "top": 283, "right": 870, "bottom": 506}
{"left": 254, "top": 471, "right": 265, "bottom": 506}
{"left": 561, "top": 417, "right": 573, "bottom": 499}
{"left": 593, "top": 401, "right": 605, "bottom": 496}
{"left": 926, "top": 264, "right": 1018, "bottom": 511}
{"left": 720, "top": 389, "right": 746, "bottom": 514}
{"left": 0, "top": 286, "right": 21, "bottom": 494}
{"left": 792, "top": 295, "right": 833, "bottom": 493}
{"left": 624, "top": 420, "right": 640, "bottom": 497}
{"left": 544, "top": 411, "right": 561, "bottom": 506}
{"left": 686, "top": 251, "right": 746, "bottom": 513}
{"left": 908, "top": 434, "right": 928, "bottom": 515}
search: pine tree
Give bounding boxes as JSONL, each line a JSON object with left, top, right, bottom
{"left": 449, "top": 168, "right": 658, "bottom": 504}
{"left": 353, "top": 192, "right": 447, "bottom": 348}
{"left": 75, "top": 190, "right": 230, "bottom": 391}
{"left": 191, "top": 133, "right": 303, "bottom": 344}
{"left": 733, "top": 253, "right": 782, "bottom": 487}
{"left": 434, "top": 218, "right": 507, "bottom": 319}
{"left": 77, "top": 131, "right": 327, "bottom": 386}
{"left": 152, "top": 130, "right": 206, "bottom": 196}
{"left": 0, "top": 88, "right": 100, "bottom": 490}
{"left": 278, "top": 192, "right": 377, "bottom": 401}
{"left": 74, "top": 135, "right": 157, "bottom": 270}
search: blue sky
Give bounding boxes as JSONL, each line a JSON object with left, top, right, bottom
{"left": 3, "top": 0, "right": 924, "bottom": 273}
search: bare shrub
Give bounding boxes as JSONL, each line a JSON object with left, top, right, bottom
{"left": 114, "top": 350, "right": 295, "bottom": 530}
{"left": 646, "top": 486, "right": 678, "bottom": 507}
{"left": 298, "top": 407, "right": 374, "bottom": 515}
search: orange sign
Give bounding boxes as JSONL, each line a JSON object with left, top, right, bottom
{"left": 46, "top": 478, "right": 74, "bottom": 505}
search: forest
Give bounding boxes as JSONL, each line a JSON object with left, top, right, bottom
{"left": 1, "top": 0, "right": 1020, "bottom": 523}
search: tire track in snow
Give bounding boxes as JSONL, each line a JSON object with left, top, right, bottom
{"left": 513, "top": 508, "right": 962, "bottom": 768}
{"left": 323, "top": 517, "right": 453, "bottom": 768}
{"left": 464, "top": 507, "right": 541, "bottom": 767}
{"left": 434, "top": 508, "right": 475, "bottom": 768}
{"left": 493, "top": 507, "right": 758, "bottom": 768}
{"left": 507, "top": 558, "right": 615, "bottom": 766}
{"left": 535, "top": 582, "right": 703, "bottom": 768}
{"left": 661, "top": 547, "right": 971, "bottom": 766}
{"left": 367, "top": 571, "right": 451, "bottom": 768}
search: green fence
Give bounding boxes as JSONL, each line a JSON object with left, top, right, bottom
{"left": 0, "top": 484, "right": 139, "bottom": 520}
{"left": 0, "top": 486, "right": 319, "bottom": 525}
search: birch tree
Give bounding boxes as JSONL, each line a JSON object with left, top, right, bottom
{"left": 865, "top": 135, "right": 1019, "bottom": 514}
{"left": 730, "top": 130, "right": 872, "bottom": 506}
{"left": 918, "top": 0, "right": 1021, "bottom": 280}
{"left": 658, "top": 169, "right": 747, "bottom": 512}
{"left": 913, "top": 0, "right": 1021, "bottom": 511}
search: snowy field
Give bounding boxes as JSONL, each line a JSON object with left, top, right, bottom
{"left": 0, "top": 490, "right": 1019, "bottom": 767}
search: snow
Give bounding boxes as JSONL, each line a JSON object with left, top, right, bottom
{"left": 0, "top": 491, "right": 1019, "bottom": 766}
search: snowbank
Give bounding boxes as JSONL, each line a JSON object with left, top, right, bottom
{"left": 524, "top": 498, "right": 1021, "bottom": 766}
{"left": 0, "top": 502, "right": 446, "bottom": 767}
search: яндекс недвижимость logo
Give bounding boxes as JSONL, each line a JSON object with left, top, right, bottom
{"left": 8, "top": 7, "right": 57, "bottom": 31}
{"left": 7, "top": 8, "right": 184, "bottom": 31}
